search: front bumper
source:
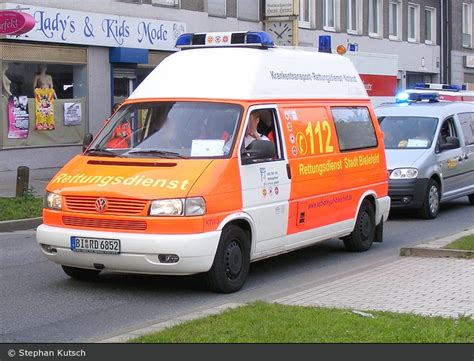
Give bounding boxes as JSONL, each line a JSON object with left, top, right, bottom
{"left": 36, "top": 224, "right": 221, "bottom": 275}
{"left": 388, "top": 178, "right": 430, "bottom": 209}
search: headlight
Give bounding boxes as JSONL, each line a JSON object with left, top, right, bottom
{"left": 390, "top": 168, "right": 418, "bottom": 179}
{"left": 44, "top": 192, "right": 62, "bottom": 210}
{"left": 150, "top": 199, "right": 183, "bottom": 216}
{"left": 149, "top": 197, "right": 206, "bottom": 216}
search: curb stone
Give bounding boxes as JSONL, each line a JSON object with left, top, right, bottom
{"left": 0, "top": 217, "right": 42, "bottom": 232}
{"left": 399, "top": 229, "right": 473, "bottom": 259}
{"left": 95, "top": 303, "right": 245, "bottom": 343}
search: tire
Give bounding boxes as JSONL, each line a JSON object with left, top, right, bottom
{"left": 62, "top": 265, "right": 101, "bottom": 281}
{"left": 468, "top": 194, "right": 474, "bottom": 205}
{"left": 205, "top": 225, "right": 250, "bottom": 293}
{"left": 343, "top": 199, "right": 375, "bottom": 252}
{"left": 420, "top": 179, "right": 440, "bottom": 219}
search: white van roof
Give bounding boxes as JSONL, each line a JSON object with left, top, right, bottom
{"left": 129, "top": 47, "right": 369, "bottom": 101}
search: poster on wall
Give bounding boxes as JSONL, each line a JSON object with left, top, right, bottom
{"left": 34, "top": 88, "right": 55, "bottom": 130}
{"left": 7, "top": 95, "right": 29, "bottom": 139}
{"left": 64, "top": 103, "right": 81, "bottom": 126}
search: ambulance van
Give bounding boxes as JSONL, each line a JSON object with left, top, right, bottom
{"left": 37, "top": 31, "right": 390, "bottom": 293}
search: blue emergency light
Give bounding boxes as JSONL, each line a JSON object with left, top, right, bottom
{"left": 396, "top": 91, "right": 439, "bottom": 103}
{"left": 413, "top": 83, "right": 462, "bottom": 92}
{"left": 318, "top": 35, "right": 332, "bottom": 53}
{"left": 175, "top": 31, "right": 275, "bottom": 49}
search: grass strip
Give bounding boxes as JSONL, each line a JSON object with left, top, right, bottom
{"left": 0, "top": 195, "right": 43, "bottom": 221}
{"left": 444, "top": 235, "right": 474, "bottom": 251}
{"left": 130, "top": 302, "right": 473, "bottom": 343}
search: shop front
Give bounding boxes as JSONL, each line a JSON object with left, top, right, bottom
{"left": 0, "top": 2, "right": 185, "bottom": 173}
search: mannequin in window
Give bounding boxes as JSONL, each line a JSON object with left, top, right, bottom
{"left": 34, "top": 64, "right": 56, "bottom": 98}
{"left": 2, "top": 64, "right": 12, "bottom": 97}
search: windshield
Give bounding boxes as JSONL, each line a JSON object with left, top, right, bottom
{"left": 378, "top": 116, "right": 438, "bottom": 149}
{"left": 88, "top": 102, "right": 242, "bottom": 158}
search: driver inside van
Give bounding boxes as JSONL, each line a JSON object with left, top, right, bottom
{"left": 244, "top": 110, "right": 271, "bottom": 148}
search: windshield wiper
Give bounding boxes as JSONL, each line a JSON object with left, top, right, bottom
{"left": 127, "top": 149, "right": 189, "bottom": 159}
{"left": 84, "top": 148, "right": 124, "bottom": 157}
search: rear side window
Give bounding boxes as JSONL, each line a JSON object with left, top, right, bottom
{"left": 331, "top": 107, "right": 378, "bottom": 151}
{"left": 458, "top": 112, "right": 474, "bottom": 145}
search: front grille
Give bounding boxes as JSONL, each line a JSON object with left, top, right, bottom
{"left": 63, "top": 216, "right": 147, "bottom": 231}
{"left": 65, "top": 196, "right": 147, "bottom": 215}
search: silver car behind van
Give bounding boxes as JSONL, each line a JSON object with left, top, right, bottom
{"left": 376, "top": 100, "right": 474, "bottom": 219}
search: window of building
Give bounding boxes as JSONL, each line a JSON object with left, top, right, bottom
{"left": 463, "top": 3, "right": 473, "bottom": 47}
{"left": 208, "top": 0, "right": 226, "bottom": 17}
{"left": 151, "top": 0, "right": 179, "bottom": 6}
{"left": 408, "top": 3, "right": 419, "bottom": 42}
{"left": 1, "top": 59, "right": 87, "bottom": 149}
{"left": 237, "top": 0, "right": 260, "bottom": 21}
{"left": 331, "top": 107, "right": 377, "bottom": 151}
{"left": 424, "top": 7, "right": 436, "bottom": 45}
{"left": 347, "top": 0, "right": 361, "bottom": 34}
{"left": 324, "top": 0, "right": 338, "bottom": 31}
{"left": 299, "top": 0, "right": 315, "bottom": 28}
{"left": 369, "top": 0, "right": 382, "bottom": 37}
{"left": 389, "top": 1, "right": 402, "bottom": 40}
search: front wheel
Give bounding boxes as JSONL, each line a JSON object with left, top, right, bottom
{"left": 205, "top": 225, "right": 250, "bottom": 293}
{"left": 343, "top": 199, "right": 375, "bottom": 252}
{"left": 420, "top": 179, "right": 440, "bottom": 219}
{"left": 62, "top": 265, "right": 101, "bottom": 281}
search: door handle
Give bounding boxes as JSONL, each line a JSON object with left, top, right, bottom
{"left": 457, "top": 156, "right": 463, "bottom": 162}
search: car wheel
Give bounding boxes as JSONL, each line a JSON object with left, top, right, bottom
{"left": 205, "top": 225, "right": 250, "bottom": 293}
{"left": 62, "top": 265, "right": 101, "bottom": 281}
{"left": 343, "top": 199, "right": 375, "bottom": 252}
{"left": 420, "top": 179, "right": 440, "bottom": 219}
{"left": 468, "top": 194, "right": 474, "bottom": 205}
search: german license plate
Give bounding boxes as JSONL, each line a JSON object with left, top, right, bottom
{"left": 70, "top": 236, "right": 120, "bottom": 254}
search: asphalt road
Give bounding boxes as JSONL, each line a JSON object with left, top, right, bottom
{"left": 1, "top": 198, "right": 473, "bottom": 343}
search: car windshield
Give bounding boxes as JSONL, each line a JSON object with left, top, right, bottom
{"left": 378, "top": 116, "right": 438, "bottom": 149}
{"left": 89, "top": 102, "right": 242, "bottom": 158}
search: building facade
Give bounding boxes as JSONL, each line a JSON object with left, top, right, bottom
{"left": 0, "top": 0, "right": 471, "bottom": 175}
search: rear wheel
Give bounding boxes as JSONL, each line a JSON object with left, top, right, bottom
{"left": 420, "top": 179, "right": 440, "bottom": 219}
{"left": 468, "top": 194, "right": 474, "bottom": 205}
{"left": 62, "top": 265, "right": 101, "bottom": 281}
{"left": 205, "top": 225, "right": 250, "bottom": 293}
{"left": 343, "top": 199, "right": 375, "bottom": 252}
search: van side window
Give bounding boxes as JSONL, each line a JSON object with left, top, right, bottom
{"left": 241, "top": 108, "right": 283, "bottom": 164}
{"left": 438, "top": 117, "right": 458, "bottom": 146}
{"left": 458, "top": 112, "right": 474, "bottom": 145}
{"left": 331, "top": 107, "right": 377, "bottom": 151}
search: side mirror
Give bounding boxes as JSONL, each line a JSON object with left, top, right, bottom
{"left": 439, "top": 136, "right": 460, "bottom": 151}
{"left": 82, "top": 133, "right": 93, "bottom": 152}
{"left": 241, "top": 140, "right": 275, "bottom": 164}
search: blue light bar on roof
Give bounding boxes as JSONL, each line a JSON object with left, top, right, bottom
{"left": 412, "top": 83, "right": 461, "bottom": 92}
{"left": 175, "top": 31, "right": 275, "bottom": 49}
{"left": 396, "top": 92, "right": 439, "bottom": 103}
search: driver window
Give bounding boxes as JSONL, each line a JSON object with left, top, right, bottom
{"left": 241, "top": 108, "right": 283, "bottom": 164}
{"left": 439, "top": 117, "right": 458, "bottom": 146}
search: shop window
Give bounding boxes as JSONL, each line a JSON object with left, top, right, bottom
{"left": 1, "top": 61, "right": 87, "bottom": 149}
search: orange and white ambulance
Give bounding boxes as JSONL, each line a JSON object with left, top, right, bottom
{"left": 37, "top": 31, "right": 390, "bottom": 293}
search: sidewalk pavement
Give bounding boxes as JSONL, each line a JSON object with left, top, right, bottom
{"left": 96, "top": 229, "right": 473, "bottom": 343}
{"left": 0, "top": 167, "right": 57, "bottom": 198}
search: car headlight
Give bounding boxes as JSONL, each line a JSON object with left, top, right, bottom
{"left": 149, "top": 197, "right": 206, "bottom": 217}
{"left": 390, "top": 168, "right": 418, "bottom": 179}
{"left": 44, "top": 192, "right": 62, "bottom": 210}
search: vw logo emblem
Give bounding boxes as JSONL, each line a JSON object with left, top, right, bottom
{"left": 95, "top": 197, "right": 108, "bottom": 213}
